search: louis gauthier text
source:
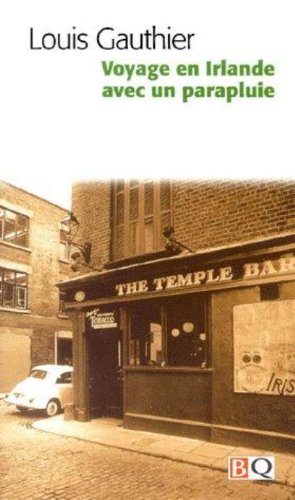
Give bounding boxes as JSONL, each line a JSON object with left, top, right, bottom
{"left": 29, "top": 26, "right": 196, "bottom": 51}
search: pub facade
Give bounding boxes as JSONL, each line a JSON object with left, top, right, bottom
{"left": 58, "top": 180, "right": 295, "bottom": 452}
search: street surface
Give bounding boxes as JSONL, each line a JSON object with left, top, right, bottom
{"left": 0, "top": 401, "right": 294, "bottom": 500}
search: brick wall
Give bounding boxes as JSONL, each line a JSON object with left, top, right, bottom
{"left": 0, "top": 181, "right": 71, "bottom": 317}
{"left": 0, "top": 181, "right": 72, "bottom": 387}
{"left": 72, "top": 179, "right": 295, "bottom": 265}
{"left": 173, "top": 180, "right": 295, "bottom": 252}
{"left": 72, "top": 181, "right": 112, "bottom": 269}
{"left": 31, "top": 328, "right": 56, "bottom": 366}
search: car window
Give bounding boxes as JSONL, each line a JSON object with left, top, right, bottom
{"left": 56, "top": 372, "right": 72, "bottom": 384}
{"left": 29, "top": 369, "right": 47, "bottom": 379}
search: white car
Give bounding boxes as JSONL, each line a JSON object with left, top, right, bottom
{"left": 5, "top": 364, "right": 73, "bottom": 417}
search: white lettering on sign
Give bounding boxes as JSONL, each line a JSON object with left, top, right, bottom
{"left": 90, "top": 313, "right": 117, "bottom": 329}
{"left": 279, "top": 256, "right": 295, "bottom": 273}
{"left": 243, "top": 256, "right": 295, "bottom": 279}
{"left": 86, "top": 308, "right": 118, "bottom": 329}
{"left": 114, "top": 256, "right": 295, "bottom": 297}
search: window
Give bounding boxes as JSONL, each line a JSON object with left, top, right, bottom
{"left": 29, "top": 369, "right": 47, "bottom": 379}
{"left": 56, "top": 372, "right": 72, "bottom": 384}
{"left": 128, "top": 294, "right": 208, "bottom": 368}
{"left": 0, "top": 268, "right": 28, "bottom": 309}
{"left": 260, "top": 284, "right": 279, "bottom": 301}
{"left": 129, "top": 302, "right": 164, "bottom": 366}
{"left": 0, "top": 207, "right": 29, "bottom": 247}
{"left": 113, "top": 180, "right": 172, "bottom": 260}
{"left": 59, "top": 222, "right": 71, "bottom": 260}
{"left": 166, "top": 295, "right": 207, "bottom": 367}
{"left": 58, "top": 290, "right": 68, "bottom": 316}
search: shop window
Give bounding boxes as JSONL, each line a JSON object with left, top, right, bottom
{"left": 167, "top": 295, "right": 207, "bottom": 367}
{"left": 0, "top": 268, "right": 28, "bottom": 309}
{"left": 0, "top": 207, "right": 29, "bottom": 247}
{"left": 128, "top": 295, "right": 208, "bottom": 368}
{"left": 129, "top": 302, "right": 164, "bottom": 366}
{"left": 260, "top": 283, "right": 279, "bottom": 301}
{"left": 113, "top": 180, "right": 172, "bottom": 260}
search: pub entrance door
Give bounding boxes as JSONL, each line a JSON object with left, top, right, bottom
{"left": 88, "top": 330, "right": 123, "bottom": 418}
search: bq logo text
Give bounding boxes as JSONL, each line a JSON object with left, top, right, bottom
{"left": 228, "top": 456, "right": 275, "bottom": 480}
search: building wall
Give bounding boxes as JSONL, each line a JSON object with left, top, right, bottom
{"left": 0, "top": 181, "right": 72, "bottom": 392}
{"left": 0, "top": 328, "right": 32, "bottom": 392}
{"left": 68, "top": 179, "right": 295, "bottom": 450}
{"left": 173, "top": 180, "right": 295, "bottom": 253}
{"left": 211, "top": 283, "right": 295, "bottom": 452}
{"left": 72, "top": 181, "right": 111, "bottom": 270}
{"left": 71, "top": 179, "right": 295, "bottom": 268}
{"left": 124, "top": 369, "right": 212, "bottom": 440}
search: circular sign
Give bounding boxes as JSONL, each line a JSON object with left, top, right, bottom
{"left": 183, "top": 322, "right": 194, "bottom": 333}
{"left": 74, "top": 290, "right": 86, "bottom": 302}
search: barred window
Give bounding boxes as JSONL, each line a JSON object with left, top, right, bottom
{"left": 0, "top": 207, "right": 29, "bottom": 247}
{"left": 112, "top": 180, "right": 172, "bottom": 260}
{"left": 0, "top": 268, "right": 28, "bottom": 310}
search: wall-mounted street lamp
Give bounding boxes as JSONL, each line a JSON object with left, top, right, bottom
{"left": 163, "top": 226, "right": 193, "bottom": 255}
{"left": 60, "top": 212, "right": 91, "bottom": 266}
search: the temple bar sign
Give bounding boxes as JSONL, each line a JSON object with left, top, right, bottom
{"left": 86, "top": 308, "right": 118, "bottom": 329}
{"left": 115, "top": 256, "right": 295, "bottom": 296}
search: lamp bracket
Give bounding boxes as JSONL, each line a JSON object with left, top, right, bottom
{"left": 70, "top": 242, "right": 91, "bottom": 263}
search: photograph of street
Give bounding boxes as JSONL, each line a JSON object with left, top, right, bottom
{"left": 0, "top": 178, "right": 294, "bottom": 499}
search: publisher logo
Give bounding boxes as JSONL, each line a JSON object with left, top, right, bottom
{"left": 228, "top": 456, "right": 275, "bottom": 480}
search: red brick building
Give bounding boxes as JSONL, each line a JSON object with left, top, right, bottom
{"left": 0, "top": 181, "right": 72, "bottom": 392}
{"left": 60, "top": 179, "right": 295, "bottom": 452}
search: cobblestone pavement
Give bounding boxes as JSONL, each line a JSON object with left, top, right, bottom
{"left": 0, "top": 401, "right": 294, "bottom": 500}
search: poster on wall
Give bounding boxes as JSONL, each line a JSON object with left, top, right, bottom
{"left": 234, "top": 299, "right": 295, "bottom": 396}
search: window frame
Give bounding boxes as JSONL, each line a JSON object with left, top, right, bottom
{"left": 112, "top": 180, "right": 173, "bottom": 261}
{"left": 126, "top": 294, "right": 209, "bottom": 369}
{"left": 58, "top": 290, "right": 68, "bottom": 316}
{"left": 59, "top": 222, "right": 72, "bottom": 261}
{"left": 0, "top": 206, "right": 29, "bottom": 248}
{"left": 0, "top": 267, "right": 28, "bottom": 310}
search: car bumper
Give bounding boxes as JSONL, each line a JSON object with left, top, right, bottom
{"left": 4, "top": 393, "right": 45, "bottom": 410}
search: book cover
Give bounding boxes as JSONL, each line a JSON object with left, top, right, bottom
{"left": 0, "top": 1, "right": 294, "bottom": 498}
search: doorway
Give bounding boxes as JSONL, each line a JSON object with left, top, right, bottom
{"left": 88, "top": 330, "right": 123, "bottom": 418}
{"left": 56, "top": 338, "right": 73, "bottom": 366}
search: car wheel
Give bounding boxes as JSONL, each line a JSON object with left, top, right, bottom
{"left": 45, "top": 399, "right": 61, "bottom": 417}
{"left": 16, "top": 406, "right": 29, "bottom": 413}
